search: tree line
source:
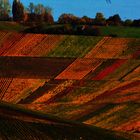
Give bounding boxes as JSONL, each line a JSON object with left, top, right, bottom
{"left": 0, "top": 0, "right": 140, "bottom": 27}
{"left": 58, "top": 13, "right": 140, "bottom": 27}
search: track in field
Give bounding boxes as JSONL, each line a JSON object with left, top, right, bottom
{"left": 0, "top": 57, "right": 75, "bottom": 79}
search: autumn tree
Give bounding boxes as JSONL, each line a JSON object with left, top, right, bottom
{"left": 80, "top": 16, "right": 94, "bottom": 25}
{"left": 44, "top": 11, "right": 54, "bottom": 24}
{"left": 27, "top": 3, "right": 53, "bottom": 23}
{"left": 58, "top": 14, "right": 79, "bottom": 24}
{"left": 0, "top": 0, "right": 11, "bottom": 20}
{"left": 94, "top": 12, "right": 106, "bottom": 25}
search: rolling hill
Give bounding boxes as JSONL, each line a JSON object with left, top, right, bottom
{"left": 0, "top": 101, "right": 136, "bottom": 140}
{"left": 0, "top": 31, "right": 140, "bottom": 139}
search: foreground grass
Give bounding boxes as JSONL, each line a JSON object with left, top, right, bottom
{"left": 101, "top": 26, "right": 140, "bottom": 38}
{"left": 0, "top": 21, "right": 27, "bottom": 32}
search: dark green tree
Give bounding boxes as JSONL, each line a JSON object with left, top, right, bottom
{"left": 12, "top": 0, "right": 24, "bottom": 22}
{"left": 107, "top": 14, "right": 122, "bottom": 25}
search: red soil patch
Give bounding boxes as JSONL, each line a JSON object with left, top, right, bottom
{"left": 92, "top": 59, "right": 127, "bottom": 80}
{"left": 132, "top": 49, "right": 140, "bottom": 59}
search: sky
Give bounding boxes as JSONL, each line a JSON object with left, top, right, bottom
{"left": 10, "top": 0, "right": 140, "bottom": 21}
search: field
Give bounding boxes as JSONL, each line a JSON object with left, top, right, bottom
{"left": 0, "top": 31, "right": 140, "bottom": 139}
{"left": 1, "top": 101, "right": 137, "bottom": 140}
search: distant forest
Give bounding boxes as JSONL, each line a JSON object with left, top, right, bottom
{"left": 0, "top": 0, "right": 140, "bottom": 36}
{"left": 0, "top": 0, "right": 139, "bottom": 26}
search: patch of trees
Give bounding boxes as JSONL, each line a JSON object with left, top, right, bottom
{"left": 25, "top": 2, "right": 54, "bottom": 24}
{"left": 0, "top": 0, "right": 54, "bottom": 24}
{"left": 0, "top": 0, "right": 139, "bottom": 28}
{"left": 0, "top": 0, "right": 11, "bottom": 20}
{"left": 57, "top": 13, "right": 140, "bottom": 27}
{"left": 24, "top": 23, "right": 102, "bottom": 36}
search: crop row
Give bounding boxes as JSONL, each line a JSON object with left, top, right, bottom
{"left": 0, "top": 78, "right": 13, "bottom": 100}
{"left": 0, "top": 32, "right": 64, "bottom": 56}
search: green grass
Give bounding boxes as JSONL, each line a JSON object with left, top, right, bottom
{"left": 101, "top": 26, "right": 140, "bottom": 38}
{"left": 0, "top": 21, "right": 27, "bottom": 32}
{"left": 47, "top": 35, "right": 102, "bottom": 58}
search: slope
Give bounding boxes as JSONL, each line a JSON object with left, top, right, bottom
{"left": 0, "top": 101, "right": 134, "bottom": 140}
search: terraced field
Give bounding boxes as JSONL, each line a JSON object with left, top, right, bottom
{"left": 0, "top": 31, "right": 140, "bottom": 139}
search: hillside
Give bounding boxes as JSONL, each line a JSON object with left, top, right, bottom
{"left": 0, "top": 101, "right": 135, "bottom": 140}
{"left": 0, "top": 31, "right": 140, "bottom": 139}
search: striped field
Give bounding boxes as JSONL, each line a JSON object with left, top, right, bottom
{"left": 0, "top": 31, "right": 140, "bottom": 139}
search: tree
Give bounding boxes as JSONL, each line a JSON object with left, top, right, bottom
{"left": 44, "top": 12, "right": 54, "bottom": 24}
{"left": 107, "top": 14, "right": 122, "bottom": 25}
{"left": 80, "top": 16, "right": 94, "bottom": 25}
{"left": 12, "top": 0, "right": 24, "bottom": 22}
{"left": 45, "top": 6, "right": 52, "bottom": 15}
{"left": 26, "top": 3, "right": 54, "bottom": 23}
{"left": 124, "top": 19, "right": 133, "bottom": 26}
{"left": 132, "top": 19, "right": 140, "bottom": 27}
{"left": 58, "top": 14, "right": 79, "bottom": 24}
{"left": 0, "top": 0, "right": 11, "bottom": 20}
{"left": 28, "top": 2, "right": 34, "bottom": 14}
{"left": 94, "top": 12, "right": 106, "bottom": 25}
{"left": 34, "top": 4, "right": 45, "bottom": 15}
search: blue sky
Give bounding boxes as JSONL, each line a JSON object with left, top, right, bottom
{"left": 10, "top": 0, "right": 140, "bottom": 20}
